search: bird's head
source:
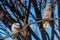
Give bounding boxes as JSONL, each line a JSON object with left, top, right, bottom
{"left": 45, "top": 3, "right": 51, "bottom": 10}
{"left": 46, "top": 3, "right": 51, "bottom": 6}
{"left": 12, "top": 23, "right": 20, "bottom": 30}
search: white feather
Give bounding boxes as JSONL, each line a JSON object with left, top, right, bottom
{"left": 11, "top": 23, "right": 20, "bottom": 34}
{"left": 11, "top": 23, "right": 20, "bottom": 39}
{"left": 42, "top": 3, "right": 51, "bottom": 28}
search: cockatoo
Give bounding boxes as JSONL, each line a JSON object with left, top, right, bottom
{"left": 42, "top": 3, "right": 51, "bottom": 28}
{"left": 11, "top": 23, "right": 20, "bottom": 40}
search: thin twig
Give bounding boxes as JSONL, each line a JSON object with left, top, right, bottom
{"left": 0, "top": 18, "right": 60, "bottom": 39}
{"left": 22, "top": 18, "right": 60, "bottom": 30}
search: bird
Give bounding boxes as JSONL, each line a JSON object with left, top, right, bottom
{"left": 11, "top": 23, "right": 20, "bottom": 40}
{"left": 42, "top": 3, "right": 51, "bottom": 28}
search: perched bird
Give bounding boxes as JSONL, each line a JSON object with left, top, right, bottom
{"left": 42, "top": 3, "right": 51, "bottom": 28}
{"left": 11, "top": 23, "right": 20, "bottom": 40}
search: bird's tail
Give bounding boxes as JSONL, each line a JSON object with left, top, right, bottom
{"left": 13, "top": 38, "right": 18, "bottom": 40}
{"left": 12, "top": 33, "right": 18, "bottom": 40}
{"left": 12, "top": 36, "right": 18, "bottom": 40}
{"left": 43, "top": 21, "right": 49, "bottom": 28}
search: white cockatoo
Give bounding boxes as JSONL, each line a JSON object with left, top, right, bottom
{"left": 11, "top": 23, "right": 20, "bottom": 40}
{"left": 42, "top": 3, "right": 51, "bottom": 28}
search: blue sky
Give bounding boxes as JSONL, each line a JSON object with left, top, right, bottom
{"left": 0, "top": 0, "right": 59, "bottom": 40}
